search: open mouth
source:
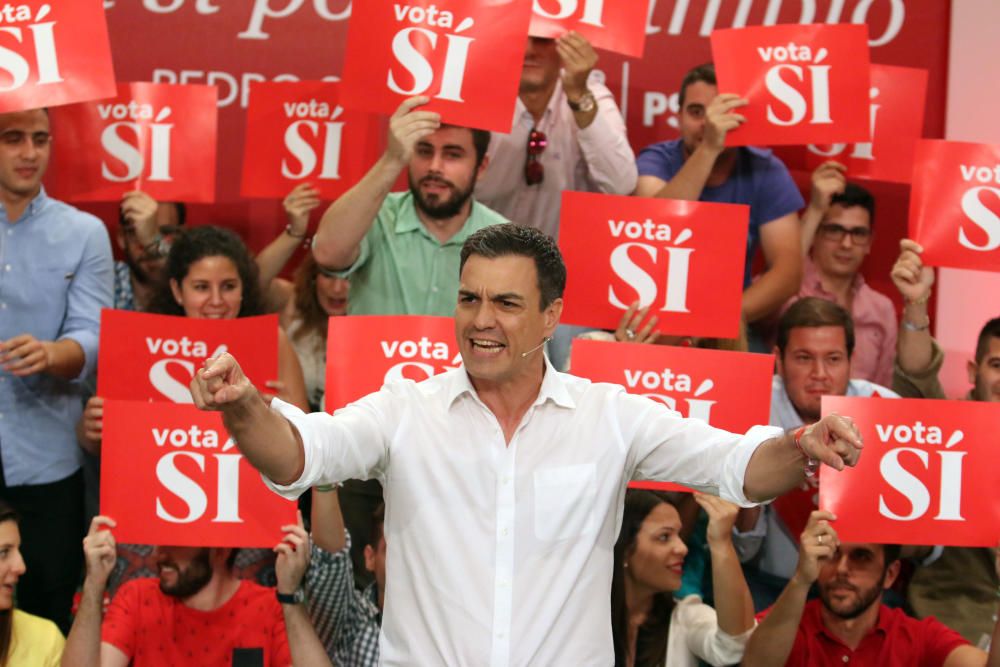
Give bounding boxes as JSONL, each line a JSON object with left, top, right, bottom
{"left": 470, "top": 338, "right": 506, "bottom": 354}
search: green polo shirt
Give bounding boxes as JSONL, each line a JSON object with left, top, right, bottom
{"left": 341, "top": 192, "right": 509, "bottom": 315}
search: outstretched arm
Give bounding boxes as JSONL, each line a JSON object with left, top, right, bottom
{"left": 191, "top": 353, "right": 305, "bottom": 485}
{"left": 743, "top": 415, "right": 863, "bottom": 503}
{"left": 742, "top": 510, "right": 839, "bottom": 667}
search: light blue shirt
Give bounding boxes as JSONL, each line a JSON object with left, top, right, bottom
{"left": 0, "top": 188, "right": 113, "bottom": 485}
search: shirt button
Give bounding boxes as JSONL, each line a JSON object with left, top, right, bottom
{"left": 0, "top": 303, "right": 6, "bottom": 309}
{"left": 431, "top": 286, "right": 439, "bottom": 292}
{"left": 3, "top": 265, "right": 9, "bottom": 271}
{"left": 842, "top": 656, "right": 849, "bottom": 663}
{"left": 501, "top": 527, "right": 509, "bottom": 536}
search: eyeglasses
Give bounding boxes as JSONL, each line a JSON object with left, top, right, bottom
{"left": 524, "top": 127, "right": 547, "bottom": 185}
{"left": 818, "top": 223, "right": 871, "bottom": 244}
{"left": 0, "top": 130, "right": 52, "bottom": 148}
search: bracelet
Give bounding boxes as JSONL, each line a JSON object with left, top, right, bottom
{"left": 902, "top": 317, "right": 930, "bottom": 332}
{"left": 793, "top": 426, "right": 820, "bottom": 478}
{"left": 314, "top": 483, "right": 342, "bottom": 493}
{"left": 904, "top": 293, "right": 931, "bottom": 306}
{"left": 285, "top": 224, "right": 307, "bottom": 239}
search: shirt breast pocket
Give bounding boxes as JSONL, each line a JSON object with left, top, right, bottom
{"left": 533, "top": 463, "right": 598, "bottom": 541}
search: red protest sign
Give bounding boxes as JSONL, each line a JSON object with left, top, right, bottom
{"left": 803, "top": 64, "right": 928, "bottom": 184}
{"left": 101, "top": 401, "right": 296, "bottom": 548}
{"left": 909, "top": 139, "right": 1000, "bottom": 273}
{"left": 46, "top": 82, "right": 218, "bottom": 203}
{"left": 240, "top": 81, "right": 383, "bottom": 200}
{"left": 97, "top": 311, "right": 278, "bottom": 403}
{"left": 570, "top": 339, "right": 773, "bottom": 492}
{"left": 819, "top": 396, "right": 1000, "bottom": 547}
{"left": 325, "top": 315, "right": 460, "bottom": 412}
{"left": 711, "top": 24, "right": 871, "bottom": 147}
{"left": 558, "top": 192, "right": 748, "bottom": 338}
{"left": 528, "top": 0, "right": 650, "bottom": 58}
{"left": 340, "top": 0, "right": 533, "bottom": 133}
{"left": 0, "top": 0, "right": 116, "bottom": 113}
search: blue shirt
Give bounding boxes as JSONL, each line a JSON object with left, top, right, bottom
{"left": 0, "top": 188, "right": 113, "bottom": 485}
{"left": 636, "top": 139, "right": 804, "bottom": 286}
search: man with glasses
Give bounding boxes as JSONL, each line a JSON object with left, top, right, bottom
{"left": 475, "top": 33, "right": 637, "bottom": 241}
{"left": 0, "top": 108, "right": 113, "bottom": 632}
{"left": 791, "top": 164, "right": 896, "bottom": 386}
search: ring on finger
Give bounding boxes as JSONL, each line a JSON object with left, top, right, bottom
{"left": 625, "top": 329, "right": 636, "bottom": 340}
{"left": 817, "top": 534, "right": 824, "bottom": 545}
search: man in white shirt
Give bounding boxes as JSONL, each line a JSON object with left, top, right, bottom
{"left": 191, "top": 224, "right": 863, "bottom": 667}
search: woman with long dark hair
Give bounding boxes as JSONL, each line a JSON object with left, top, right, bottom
{"left": 611, "top": 489, "right": 755, "bottom": 667}
{"left": 0, "top": 501, "right": 64, "bottom": 666}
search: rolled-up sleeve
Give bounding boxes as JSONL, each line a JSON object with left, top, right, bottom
{"left": 674, "top": 595, "right": 755, "bottom": 666}
{"left": 263, "top": 389, "right": 397, "bottom": 499}
{"left": 577, "top": 81, "right": 637, "bottom": 195}
{"left": 624, "top": 392, "right": 783, "bottom": 507}
{"left": 59, "top": 218, "right": 113, "bottom": 379}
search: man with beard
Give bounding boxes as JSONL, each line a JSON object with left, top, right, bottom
{"left": 309, "top": 95, "right": 506, "bottom": 587}
{"left": 890, "top": 239, "right": 1000, "bottom": 645}
{"left": 742, "top": 510, "right": 996, "bottom": 666}
{"left": 113, "top": 191, "right": 185, "bottom": 312}
{"left": 311, "top": 95, "right": 508, "bottom": 317}
{"left": 63, "top": 515, "right": 293, "bottom": 666}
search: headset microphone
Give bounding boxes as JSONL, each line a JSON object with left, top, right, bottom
{"left": 520, "top": 336, "right": 552, "bottom": 358}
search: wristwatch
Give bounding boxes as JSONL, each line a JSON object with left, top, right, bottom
{"left": 276, "top": 588, "right": 305, "bottom": 605}
{"left": 567, "top": 89, "right": 596, "bottom": 113}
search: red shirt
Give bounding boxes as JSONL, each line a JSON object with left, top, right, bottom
{"left": 102, "top": 578, "right": 292, "bottom": 667}
{"left": 761, "top": 599, "right": 968, "bottom": 667}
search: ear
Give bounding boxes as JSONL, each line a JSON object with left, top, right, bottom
{"left": 363, "top": 544, "right": 376, "bottom": 574}
{"left": 116, "top": 230, "right": 126, "bottom": 251}
{"left": 774, "top": 346, "right": 785, "bottom": 376}
{"left": 543, "top": 298, "right": 563, "bottom": 336}
{"left": 882, "top": 559, "right": 901, "bottom": 590}
{"left": 169, "top": 278, "right": 183, "bottom": 306}
{"left": 967, "top": 359, "right": 978, "bottom": 387}
{"left": 475, "top": 154, "right": 490, "bottom": 180}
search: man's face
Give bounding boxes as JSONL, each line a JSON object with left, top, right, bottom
{"left": 818, "top": 543, "right": 898, "bottom": 620}
{"left": 153, "top": 546, "right": 214, "bottom": 598}
{"left": 0, "top": 109, "right": 51, "bottom": 201}
{"left": 519, "top": 37, "right": 561, "bottom": 94}
{"left": 455, "top": 254, "right": 562, "bottom": 386}
{"left": 776, "top": 326, "right": 851, "bottom": 423}
{"left": 678, "top": 81, "right": 717, "bottom": 156}
{"left": 811, "top": 204, "right": 872, "bottom": 279}
{"left": 119, "top": 204, "right": 182, "bottom": 285}
{"left": 969, "top": 336, "right": 1000, "bottom": 402}
{"left": 408, "top": 127, "right": 484, "bottom": 220}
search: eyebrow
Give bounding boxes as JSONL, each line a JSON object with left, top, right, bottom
{"left": 458, "top": 290, "right": 525, "bottom": 302}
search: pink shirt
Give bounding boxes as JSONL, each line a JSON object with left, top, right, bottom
{"left": 475, "top": 75, "right": 637, "bottom": 240}
{"left": 789, "top": 255, "right": 898, "bottom": 386}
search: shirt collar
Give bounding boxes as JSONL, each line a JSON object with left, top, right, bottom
{"left": 446, "top": 356, "right": 576, "bottom": 410}
{"left": 1, "top": 186, "right": 47, "bottom": 224}
{"left": 393, "top": 192, "right": 481, "bottom": 246}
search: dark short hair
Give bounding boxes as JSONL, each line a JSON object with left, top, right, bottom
{"left": 679, "top": 63, "right": 716, "bottom": 109}
{"left": 367, "top": 503, "right": 386, "bottom": 550}
{"left": 880, "top": 544, "right": 901, "bottom": 567}
{"left": 777, "top": 297, "right": 855, "bottom": 358}
{"left": 0, "top": 501, "right": 17, "bottom": 525}
{"left": 975, "top": 317, "right": 1000, "bottom": 364}
{"left": 225, "top": 547, "right": 240, "bottom": 571}
{"left": 830, "top": 183, "right": 876, "bottom": 229}
{"left": 149, "top": 225, "right": 263, "bottom": 317}
{"left": 460, "top": 224, "right": 566, "bottom": 310}
{"left": 440, "top": 124, "right": 491, "bottom": 168}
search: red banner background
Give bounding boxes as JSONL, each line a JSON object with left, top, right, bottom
{"left": 100, "top": 401, "right": 297, "bottom": 547}
{"left": 41, "top": 2, "right": 949, "bottom": 305}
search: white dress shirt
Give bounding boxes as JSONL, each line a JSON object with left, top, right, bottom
{"left": 266, "top": 360, "right": 780, "bottom": 667}
{"left": 475, "top": 74, "right": 638, "bottom": 239}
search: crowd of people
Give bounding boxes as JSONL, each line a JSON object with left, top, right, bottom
{"left": 0, "top": 29, "right": 997, "bottom": 667}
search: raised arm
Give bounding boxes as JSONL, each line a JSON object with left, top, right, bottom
{"left": 634, "top": 94, "right": 747, "bottom": 199}
{"left": 191, "top": 353, "right": 305, "bottom": 485}
{"left": 256, "top": 184, "right": 320, "bottom": 293}
{"left": 694, "top": 494, "right": 755, "bottom": 637}
{"left": 799, "top": 161, "right": 847, "bottom": 254}
{"left": 891, "top": 238, "right": 936, "bottom": 375}
{"left": 742, "top": 212, "right": 803, "bottom": 323}
{"left": 312, "top": 96, "right": 440, "bottom": 270}
{"left": 742, "top": 510, "right": 839, "bottom": 667}
{"left": 275, "top": 514, "right": 334, "bottom": 667}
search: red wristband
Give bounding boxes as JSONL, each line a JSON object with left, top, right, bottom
{"left": 793, "top": 426, "right": 820, "bottom": 477}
